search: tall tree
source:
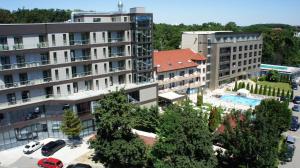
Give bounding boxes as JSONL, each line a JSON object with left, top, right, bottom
{"left": 60, "top": 109, "right": 82, "bottom": 139}
{"left": 208, "top": 107, "right": 222, "bottom": 132}
{"left": 152, "top": 101, "right": 217, "bottom": 168}
{"left": 91, "top": 90, "right": 147, "bottom": 168}
{"left": 132, "top": 106, "right": 160, "bottom": 133}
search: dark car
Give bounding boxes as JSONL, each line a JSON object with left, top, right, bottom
{"left": 282, "top": 143, "right": 295, "bottom": 162}
{"left": 290, "top": 116, "right": 299, "bottom": 131}
{"left": 292, "top": 83, "right": 298, "bottom": 90}
{"left": 293, "top": 96, "right": 300, "bottom": 104}
{"left": 66, "top": 163, "right": 92, "bottom": 168}
{"left": 41, "top": 140, "right": 66, "bottom": 156}
{"left": 292, "top": 104, "right": 300, "bottom": 112}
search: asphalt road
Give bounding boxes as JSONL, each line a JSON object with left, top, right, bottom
{"left": 280, "top": 88, "right": 300, "bottom": 168}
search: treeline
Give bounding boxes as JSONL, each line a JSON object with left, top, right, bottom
{"left": 1, "top": 8, "right": 300, "bottom": 66}
{"left": 0, "top": 8, "right": 71, "bottom": 23}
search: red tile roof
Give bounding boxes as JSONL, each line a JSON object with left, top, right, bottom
{"left": 217, "top": 114, "right": 246, "bottom": 134}
{"left": 153, "top": 49, "right": 206, "bottom": 73}
{"left": 138, "top": 134, "right": 156, "bottom": 146}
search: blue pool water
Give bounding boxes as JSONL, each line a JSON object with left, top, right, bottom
{"left": 220, "top": 95, "right": 261, "bottom": 107}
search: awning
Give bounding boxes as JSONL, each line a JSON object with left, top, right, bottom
{"left": 158, "top": 92, "right": 185, "bottom": 102}
{"left": 237, "top": 88, "right": 250, "bottom": 97}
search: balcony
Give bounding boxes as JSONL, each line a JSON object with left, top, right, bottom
{"left": 0, "top": 77, "right": 53, "bottom": 90}
{"left": 109, "top": 52, "right": 125, "bottom": 58}
{"left": 109, "top": 66, "right": 126, "bottom": 73}
{"left": 72, "top": 71, "right": 92, "bottom": 78}
{"left": 0, "top": 44, "right": 9, "bottom": 51}
{"left": 158, "top": 72, "right": 201, "bottom": 85}
{"left": 13, "top": 43, "right": 24, "bottom": 50}
{"left": 37, "top": 42, "right": 49, "bottom": 48}
{"left": 0, "top": 60, "right": 50, "bottom": 71}
{"left": 108, "top": 37, "right": 124, "bottom": 43}
{"left": 70, "top": 40, "right": 90, "bottom": 46}
{"left": 71, "top": 55, "right": 91, "bottom": 62}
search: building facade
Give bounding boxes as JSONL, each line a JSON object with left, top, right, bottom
{"left": 153, "top": 49, "right": 206, "bottom": 95}
{"left": 181, "top": 31, "right": 263, "bottom": 90}
{"left": 0, "top": 7, "right": 157, "bottom": 150}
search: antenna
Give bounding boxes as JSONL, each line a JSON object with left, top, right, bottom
{"left": 118, "top": 0, "right": 124, "bottom": 13}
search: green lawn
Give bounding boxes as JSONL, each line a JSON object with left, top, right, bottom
{"left": 257, "top": 81, "right": 291, "bottom": 91}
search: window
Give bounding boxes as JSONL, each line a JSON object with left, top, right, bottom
{"left": 7, "top": 93, "right": 16, "bottom": 105}
{"left": 93, "top": 33, "right": 96, "bottom": 43}
{"left": 232, "top": 70, "right": 236, "bottom": 74}
{"left": 73, "top": 82, "right": 78, "bottom": 93}
{"left": 109, "top": 76, "right": 113, "bottom": 86}
{"left": 238, "top": 54, "right": 242, "bottom": 59}
{"left": 254, "top": 51, "right": 257, "bottom": 56}
{"left": 259, "top": 51, "right": 262, "bottom": 55}
{"left": 66, "top": 68, "right": 70, "bottom": 79}
{"left": 128, "top": 74, "right": 132, "bottom": 83}
{"left": 67, "top": 85, "right": 71, "bottom": 94}
{"left": 244, "top": 53, "right": 248, "bottom": 58}
{"left": 103, "top": 48, "right": 106, "bottom": 57}
{"left": 96, "top": 80, "right": 99, "bottom": 90}
{"left": 95, "top": 64, "right": 98, "bottom": 74}
{"left": 19, "top": 73, "right": 28, "bottom": 85}
{"left": 249, "top": 52, "right": 253, "bottom": 57}
{"left": 93, "top": 18, "right": 101, "bottom": 22}
{"left": 64, "top": 51, "right": 68, "bottom": 62}
{"left": 189, "top": 69, "right": 194, "bottom": 74}
{"left": 250, "top": 45, "right": 253, "bottom": 50}
{"left": 124, "top": 17, "right": 128, "bottom": 22}
{"left": 180, "top": 71, "right": 185, "bottom": 76}
{"left": 258, "top": 58, "right": 261, "bottom": 62}
{"left": 128, "top": 60, "right": 131, "bottom": 69}
{"left": 244, "top": 60, "right": 247, "bottom": 65}
{"left": 244, "top": 45, "right": 248, "bottom": 51}
{"left": 105, "top": 78, "right": 108, "bottom": 87}
{"left": 55, "top": 70, "right": 59, "bottom": 80}
{"left": 102, "top": 32, "right": 105, "bottom": 42}
{"left": 53, "top": 52, "right": 57, "bottom": 64}
{"left": 52, "top": 34, "right": 56, "bottom": 46}
{"left": 169, "top": 73, "right": 175, "bottom": 79}
{"left": 104, "top": 63, "right": 107, "bottom": 72}
{"left": 127, "top": 46, "right": 131, "bottom": 55}
{"left": 21, "top": 91, "right": 30, "bottom": 102}
{"left": 85, "top": 80, "right": 92, "bottom": 90}
{"left": 94, "top": 49, "right": 97, "bottom": 59}
{"left": 57, "top": 87, "right": 61, "bottom": 95}
{"left": 232, "top": 55, "right": 236, "bottom": 60}
{"left": 249, "top": 59, "right": 252, "bottom": 64}
{"left": 232, "top": 62, "right": 236, "bottom": 67}
{"left": 203, "top": 68, "right": 205, "bottom": 73}
{"left": 259, "top": 44, "right": 262, "bottom": 49}
{"left": 238, "top": 61, "right": 241, "bottom": 66}
{"left": 16, "top": 55, "right": 25, "bottom": 68}
{"left": 158, "top": 75, "right": 164, "bottom": 80}
{"left": 254, "top": 44, "right": 258, "bottom": 49}
{"left": 118, "top": 75, "right": 125, "bottom": 84}
{"left": 239, "top": 46, "right": 242, "bottom": 51}
{"left": 233, "top": 47, "right": 237, "bottom": 52}
{"left": 63, "top": 34, "right": 67, "bottom": 45}
{"left": 207, "top": 48, "right": 211, "bottom": 55}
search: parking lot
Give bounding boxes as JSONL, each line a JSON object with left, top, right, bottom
{"left": 0, "top": 136, "right": 103, "bottom": 168}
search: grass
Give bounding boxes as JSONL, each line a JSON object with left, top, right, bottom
{"left": 257, "top": 81, "right": 291, "bottom": 91}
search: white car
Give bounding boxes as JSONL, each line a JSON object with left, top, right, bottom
{"left": 23, "top": 141, "right": 43, "bottom": 154}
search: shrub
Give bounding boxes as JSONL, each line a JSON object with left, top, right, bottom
{"left": 259, "top": 85, "right": 263, "bottom": 95}
{"left": 250, "top": 85, "right": 254, "bottom": 93}
{"left": 272, "top": 87, "right": 276, "bottom": 96}
{"left": 268, "top": 86, "right": 272, "bottom": 96}
{"left": 266, "top": 70, "right": 280, "bottom": 82}
{"left": 246, "top": 83, "right": 250, "bottom": 90}
{"left": 277, "top": 88, "right": 281, "bottom": 97}
{"left": 263, "top": 85, "right": 267, "bottom": 95}
{"left": 241, "top": 82, "right": 245, "bottom": 89}
{"left": 254, "top": 84, "right": 258, "bottom": 94}
{"left": 234, "top": 81, "right": 238, "bottom": 91}
{"left": 281, "top": 89, "right": 285, "bottom": 98}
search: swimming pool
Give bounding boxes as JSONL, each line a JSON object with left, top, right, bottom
{"left": 220, "top": 95, "right": 261, "bottom": 107}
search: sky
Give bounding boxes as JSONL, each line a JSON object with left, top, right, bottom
{"left": 0, "top": 0, "right": 299, "bottom": 26}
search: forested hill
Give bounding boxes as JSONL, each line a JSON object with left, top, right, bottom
{"left": 0, "top": 8, "right": 300, "bottom": 66}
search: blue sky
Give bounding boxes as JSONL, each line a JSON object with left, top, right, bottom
{"left": 0, "top": 0, "right": 299, "bottom": 26}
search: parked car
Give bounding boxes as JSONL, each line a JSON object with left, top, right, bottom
{"left": 37, "top": 157, "right": 63, "bottom": 168}
{"left": 23, "top": 141, "right": 43, "bottom": 154}
{"left": 280, "top": 96, "right": 290, "bottom": 102}
{"left": 286, "top": 135, "right": 296, "bottom": 145}
{"left": 66, "top": 163, "right": 92, "bottom": 168}
{"left": 292, "top": 83, "right": 298, "bottom": 90}
{"left": 292, "top": 104, "right": 300, "bottom": 112}
{"left": 290, "top": 116, "right": 299, "bottom": 131}
{"left": 41, "top": 140, "right": 66, "bottom": 156}
{"left": 293, "top": 96, "right": 300, "bottom": 104}
{"left": 282, "top": 143, "right": 295, "bottom": 162}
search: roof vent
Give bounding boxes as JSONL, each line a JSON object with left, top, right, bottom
{"left": 178, "top": 62, "right": 182, "bottom": 64}
{"left": 168, "top": 63, "right": 172, "bottom": 66}
{"left": 188, "top": 60, "right": 192, "bottom": 63}
{"left": 157, "top": 64, "right": 160, "bottom": 67}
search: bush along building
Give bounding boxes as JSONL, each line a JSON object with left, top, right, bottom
{"left": 181, "top": 31, "right": 263, "bottom": 90}
{"left": 0, "top": 5, "right": 157, "bottom": 150}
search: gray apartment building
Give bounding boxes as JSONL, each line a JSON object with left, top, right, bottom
{"left": 0, "top": 7, "right": 157, "bottom": 150}
{"left": 181, "top": 31, "right": 263, "bottom": 90}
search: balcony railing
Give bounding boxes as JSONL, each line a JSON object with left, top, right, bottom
{"left": 0, "top": 44, "right": 9, "bottom": 51}
{"left": 109, "top": 66, "right": 126, "bottom": 73}
{"left": 0, "top": 77, "right": 53, "bottom": 90}
{"left": 109, "top": 52, "right": 125, "bottom": 57}
{"left": 0, "top": 60, "right": 50, "bottom": 71}
{"left": 108, "top": 37, "right": 124, "bottom": 43}
{"left": 37, "top": 42, "right": 49, "bottom": 48}
{"left": 13, "top": 43, "right": 24, "bottom": 50}
{"left": 70, "top": 55, "right": 91, "bottom": 62}
{"left": 72, "top": 71, "right": 92, "bottom": 78}
{"left": 70, "top": 40, "right": 90, "bottom": 45}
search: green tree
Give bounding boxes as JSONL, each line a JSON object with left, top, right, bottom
{"left": 225, "top": 22, "right": 240, "bottom": 32}
{"left": 208, "top": 107, "right": 222, "bottom": 132}
{"left": 267, "top": 86, "right": 272, "bottom": 96}
{"left": 60, "top": 109, "right": 82, "bottom": 139}
{"left": 246, "top": 83, "right": 250, "bottom": 90}
{"left": 238, "top": 82, "right": 242, "bottom": 90}
{"left": 132, "top": 106, "right": 160, "bottom": 133}
{"left": 259, "top": 85, "right": 263, "bottom": 95}
{"left": 250, "top": 85, "right": 254, "bottom": 93}
{"left": 291, "top": 90, "right": 294, "bottom": 100}
{"left": 281, "top": 89, "right": 285, "bottom": 98}
{"left": 286, "top": 90, "right": 290, "bottom": 100}
{"left": 91, "top": 90, "right": 147, "bottom": 168}
{"left": 277, "top": 88, "right": 281, "bottom": 97}
{"left": 152, "top": 101, "right": 217, "bottom": 168}
{"left": 254, "top": 84, "right": 258, "bottom": 94}
{"left": 272, "top": 87, "right": 276, "bottom": 96}
{"left": 241, "top": 82, "right": 245, "bottom": 89}
{"left": 233, "top": 81, "right": 238, "bottom": 91}
{"left": 197, "top": 94, "right": 204, "bottom": 107}
{"left": 266, "top": 70, "right": 280, "bottom": 82}
{"left": 263, "top": 85, "right": 267, "bottom": 95}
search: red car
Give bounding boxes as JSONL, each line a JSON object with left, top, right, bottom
{"left": 37, "top": 158, "right": 63, "bottom": 168}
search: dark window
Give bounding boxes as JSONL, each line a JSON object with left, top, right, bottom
{"left": 239, "top": 46, "right": 242, "bottom": 51}
{"left": 169, "top": 73, "right": 175, "bottom": 79}
{"left": 233, "top": 47, "right": 237, "bottom": 52}
{"left": 244, "top": 53, "right": 248, "bottom": 58}
{"left": 93, "top": 18, "right": 101, "bottom": 22}
{"left": 244, "top": 45, "right": 248, "bottom": 51}
{"left": 232, "top": 55, "right": 236, "bottom": 60}
{"left": 158, "top": 75, "right": 164, "bottom": 80}
{"left": 189, "top": 69, "right": 194, "bottom": 74}
{"left": 250, "top": 45, "right": 253, "bottom": 50}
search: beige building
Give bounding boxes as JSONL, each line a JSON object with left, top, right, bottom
{"left": 181, "top": 31, "right": 263, "bottom": 90}
{"left": 153, "top": 49, "right": 206, "bottom": 96}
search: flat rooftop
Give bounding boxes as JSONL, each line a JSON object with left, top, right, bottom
{"left": 182, "top": 31, "right": 232, "bottom": 35}
{"left": 260, "top": 64, "right": 300, "bottom": 73}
